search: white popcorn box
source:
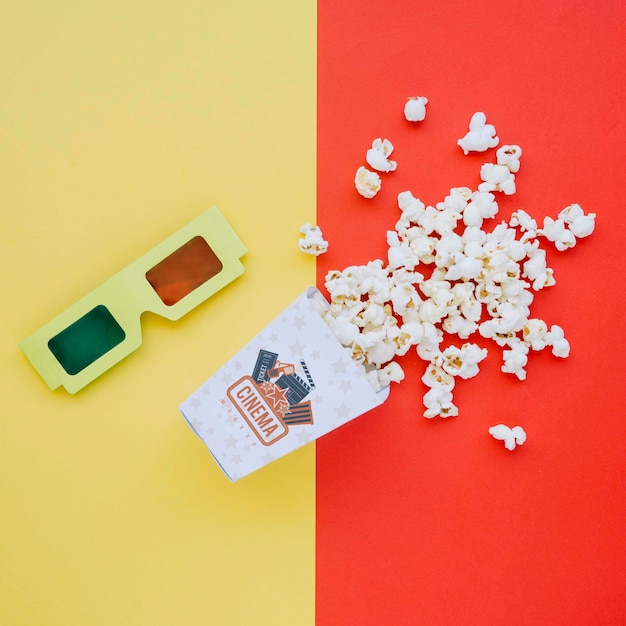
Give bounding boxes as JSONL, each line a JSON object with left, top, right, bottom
{"left": 179, "top": 287, "right": 389, "bottom": 481}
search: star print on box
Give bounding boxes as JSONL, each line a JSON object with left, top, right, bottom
{"left": 178, "top": 288, "right": 389, "bottom": 482}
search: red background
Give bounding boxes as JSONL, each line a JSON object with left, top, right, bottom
{"left": 316, "top": 1, "right": 626, "bottom": 624}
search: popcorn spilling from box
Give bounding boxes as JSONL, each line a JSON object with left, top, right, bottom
{"left": 325, "top": 101, "right": 595, "bottom": 423}
{"left": 181, "top": 100, "right": 595, "bottom": 480}
{"left": 179, "top": 288, "right": 389, "bottom": 481}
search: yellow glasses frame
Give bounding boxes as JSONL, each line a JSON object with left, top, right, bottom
{"left": 20, "top": 206, "right": 247, "bottom": 394}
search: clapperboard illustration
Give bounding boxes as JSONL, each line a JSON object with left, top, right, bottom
{"left": 226, "top": 349, "right": 316, "bottom": 446}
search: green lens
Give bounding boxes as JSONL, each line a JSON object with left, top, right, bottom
{"left": 48, "top": 305, "right": 126, "bottom": 375}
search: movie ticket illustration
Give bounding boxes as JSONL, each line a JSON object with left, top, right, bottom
{"left": 227, "top": 350, "right": 316, "bottom": 446}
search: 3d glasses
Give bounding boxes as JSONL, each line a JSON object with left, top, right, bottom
{"left": 20, "top": 206, "right": 247, "bottom": 394}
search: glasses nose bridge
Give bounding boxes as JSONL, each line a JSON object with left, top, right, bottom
{"left": 114, "top": 266, "right": 169, "bottom": 320}
{"left": 117, "top": 264, "right": 179, "bottom": 322}
{"left": 89, "top": 272, "right": 146, "bottom": 348}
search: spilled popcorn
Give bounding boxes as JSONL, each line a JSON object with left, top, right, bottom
{"left": 298, "top": 223, "right": 328, "bottom": 256}
{"left": 366, "top": 138, "right": 398, "bottom": 173}
{"left": 312, "top": 99, "right": 595, "bottom": 428}
{"left": 355, "top": 138, "right": 398, "bottom": 197}
{"left": 355, "top": 166, "right": 382, "bottom": 198}
{"left": 404, "top": 96, "right": 428, "bottom": 122}
{"left": 458, "top": 112, "right": 499, "bottom": 154}
{"left": 489, "top": 424, "right": 527, "bottom": 450}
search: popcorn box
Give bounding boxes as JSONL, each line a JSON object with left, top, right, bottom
{"left": 179, "top": 287, "right": 389, "bottom": 481}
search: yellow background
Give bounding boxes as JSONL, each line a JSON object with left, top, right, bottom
{"left": 0, "top": 2, "right": 316, "bottom": 624}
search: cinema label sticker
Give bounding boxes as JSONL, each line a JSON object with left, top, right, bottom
{"left": 227, "top": 376, "right": 289, "bottom": 445}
